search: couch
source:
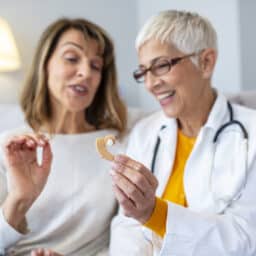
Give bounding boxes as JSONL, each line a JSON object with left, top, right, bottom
{"left": 0, "top": 91, "right": 255, "bottom": 133}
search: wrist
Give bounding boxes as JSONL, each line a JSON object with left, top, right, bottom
{"left": 2, "top": 195, "right": 32, "bottom": 232}
{"left": 139, "top": 197, "right": 157, "bottom": 224}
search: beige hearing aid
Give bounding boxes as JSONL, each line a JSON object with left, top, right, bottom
{"left": 96, "top": 135, "right": 116, "bottom": 161}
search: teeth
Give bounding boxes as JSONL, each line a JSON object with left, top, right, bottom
{"left": 74, "top": 85, "right": 86, "bottom": 92}
{"left": 157, "top": 91, "right": 175, "bottom": 100}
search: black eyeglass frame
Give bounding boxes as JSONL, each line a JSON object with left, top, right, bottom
{"left": 133, "top": 52, "right": 198, "bottom": 83}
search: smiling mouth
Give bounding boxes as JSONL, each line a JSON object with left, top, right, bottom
{"left": 157, "top": 91, "right": 176, "bottom": 101}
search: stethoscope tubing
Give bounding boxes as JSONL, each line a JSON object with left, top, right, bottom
{"left": 151, "top": 101, "right": 248, "bottom": 173}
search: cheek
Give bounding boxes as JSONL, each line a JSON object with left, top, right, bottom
{"left": 175, "top": 79, "right": 203, "bottom": 112}
{"left": 47, "top": 69, "right": 71, "bottom": 99}
{"left": 48, "top": 60, "right": 75, "bottom": 83}
{"left": 92, "top": 73, "right": 102, "bottom": 91}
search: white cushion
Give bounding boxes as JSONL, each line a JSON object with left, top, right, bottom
{"left": 227, "top": 90, "right": 256, "bottom": 109}
{"left": 0, "top": 91, "right": 255, "bottom": 134}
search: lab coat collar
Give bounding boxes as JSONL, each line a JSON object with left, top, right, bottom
{"left": 203, "top": 92, "right": 229, "bottom": 131}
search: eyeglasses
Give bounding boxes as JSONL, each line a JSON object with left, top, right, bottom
{"left": 133, "top": 52, "right": 197, "bottom": 83}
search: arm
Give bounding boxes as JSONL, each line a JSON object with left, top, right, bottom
{"left": 0, "top": 134, "right": 52, "bottom": 252}
{"left": 110, "top": 207, "right": 153, "bottom": 255}
{"left": 109, "top": 155, "right": 157, "bottom": 256}
{"left": 110, "top": 154, "right": 256, "bottom": 256}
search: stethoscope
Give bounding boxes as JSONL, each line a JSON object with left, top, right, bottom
{"left": 151, "top": 101, "right": 249, "bottom": 204}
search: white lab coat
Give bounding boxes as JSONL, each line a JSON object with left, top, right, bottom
{"left": 110, "top": 93, "right": 256, "bottom": 256}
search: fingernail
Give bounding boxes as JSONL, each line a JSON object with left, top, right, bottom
{"left": 111, "top": 162, "right": 119, "bottom": 170}
{"left": 110, "top": 169, "right": 117, "bottom": 177}
{"left": 114, "top": 154, "right": 123, "bottom": 161}
{"left": 39, "top": 139, "right": 46, "bottom": 145}
{"left": 27, "top": 140, "right": 35, "bottom": 146}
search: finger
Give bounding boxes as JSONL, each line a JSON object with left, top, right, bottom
{"left": 30, "top": 251, "right": 37, "bottom": 256}
{"left": 4, "top": 139, "right": 32, "bottom": 167}
{"left": 110, "top": 170, "right": 145, "bottom": 205}
{"left": 10, "top": 133, "right": 48, "bottom": 149}
{"left": 112, "top": 163, "right": 153, "bottom": 195}
{"left": 45, "top": 249, "right": 52, "bottom": 256}
{"left": 25, "top": 139, "right": 37, "bottom": 149}
{"left": 6, "top": 136, "right": 37, "bottom": 151}
{"left": 36, "top": 248, "right": 43, "bottom": 255}
{"left": 4, "top": 133, "right": 48, "bottom": 152}
{"left": 24, "top": 133, "right": 49, "bottom": 148}
{"left": 114, "top": 155, "right": 158, "bottom": 189}
{"left": 40, "top": 142, "right": 52, "bottom": 174}
{"left": 33, "top": 133, "right": 49, "bottom": 147}
{"left": 5, "top": 137, "right": 27, "bottom": 151}
{"left": 31, "top": 248, "right": 43, "bottom": 256}
{"left": 45, "top": 249, "right": 62, "bottom": 256}
{"left": 112, "top": 183, "right": 136, "bottom": 216}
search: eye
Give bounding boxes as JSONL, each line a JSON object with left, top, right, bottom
{"left": 152, "top": 60, "right": 170, "bottom": 75}
{"left": 64, "top": 53, "right": 79, "bottom": 63}
{"left": 155, "top": 60, "right": 169, "bottom": 69}
{"left": 91, "top": 61, "right": 103, "bottom": 72}
{"left": 65, "top": 57, "right": 78, "bottom": 63}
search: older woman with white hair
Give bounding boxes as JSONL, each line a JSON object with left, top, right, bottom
{"left": 110, "top": 10, "right": 256, "bottom": 256}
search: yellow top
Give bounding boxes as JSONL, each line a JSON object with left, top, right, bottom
{"left": 144, "top": 129, "right": 196, "bottom": 237}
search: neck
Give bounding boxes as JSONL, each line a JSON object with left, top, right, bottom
{"left": 178, "top": 87, "right": 216, "bottom": 138}
{"left": 45, "top": 107, "right": 95, "bottom": 134}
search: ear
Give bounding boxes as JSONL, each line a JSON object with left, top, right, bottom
{"left": 199, "top": 48, "right": 217, "bottom": 79}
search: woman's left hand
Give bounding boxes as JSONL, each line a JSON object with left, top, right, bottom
{"left": 31, "top": 248, "right": 63, "bottom": 256}
{"left": 111, "top": 155, "right": 158, "bottom": 224}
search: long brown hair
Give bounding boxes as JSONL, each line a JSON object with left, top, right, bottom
{"left": 20, "top": 18, "right": 127, "bottom": 135}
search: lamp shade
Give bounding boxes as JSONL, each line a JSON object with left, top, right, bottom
{"left": 0, "top": 17, "right": 21, "bottom": 71}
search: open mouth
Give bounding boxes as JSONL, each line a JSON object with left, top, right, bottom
{"left": 68, "top": 85, "right": 89, "bottom": 96}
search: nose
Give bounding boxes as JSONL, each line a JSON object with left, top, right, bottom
{"left": 77, "top": 61, "right": 92, "bottom": 79}
{"left": 144, "top": 71, "right": 162, "bottom": 91}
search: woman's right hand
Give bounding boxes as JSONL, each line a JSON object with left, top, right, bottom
{"left": 2, "top": 134, "right": 52, "bottom": 232}
{"left": 31, "top": 248, "right": 63, "bottom": 256}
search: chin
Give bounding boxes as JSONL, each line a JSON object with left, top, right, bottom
{"left": 65, "top": 103, "right": 88, "bottom": 113}
{"left": 162, "top": 107, "right": 180, "bottom": 119}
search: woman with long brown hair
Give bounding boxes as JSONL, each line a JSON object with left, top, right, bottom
{"left": 0, "top": 17, "right": 127, "bottom": 256}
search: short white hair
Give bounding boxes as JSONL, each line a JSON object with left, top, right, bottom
{"left": 136, "top": 10, "right": 218, "bottom": 56}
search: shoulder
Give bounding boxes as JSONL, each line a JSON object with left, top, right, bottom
{"left": 127, "top": 110, "right": 170, "bottom": 150}
{"left": 130, "top": 110, "right": 166, "bottom": 135}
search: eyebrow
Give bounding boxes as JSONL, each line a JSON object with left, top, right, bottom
{"left": 60, "top": 41, "right": 103, "bottom": 59}
{"left": 61, "top": 42, "right": 84, "bottom": 50}
{"left": 139, "top": 56, "right": 168, "bottom": 68}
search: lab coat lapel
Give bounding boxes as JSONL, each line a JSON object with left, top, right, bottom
{"left": 184, "top": 93, "right": 230, "bottom": 213}
{"left": 155, "top": 120, "right": 178, "bottom": 197}
{"left": 184, "top": 127, "right": 217, "bottom": 212}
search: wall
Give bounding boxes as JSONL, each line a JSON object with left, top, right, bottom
{"left": 239, "top": 0, "right": 256, "bottom": 90}
{"left": 0, "top": 0, "right": 139, "bottom": 106}
{"left": 137, "top": 0, "right": 242, "bottom": 111}
{"left": 0, "top": 1, "right": 254, "bottom": 111}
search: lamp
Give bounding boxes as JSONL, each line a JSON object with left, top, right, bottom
{"left": 0, "top": 17, "right": 21, "bottom": 71}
